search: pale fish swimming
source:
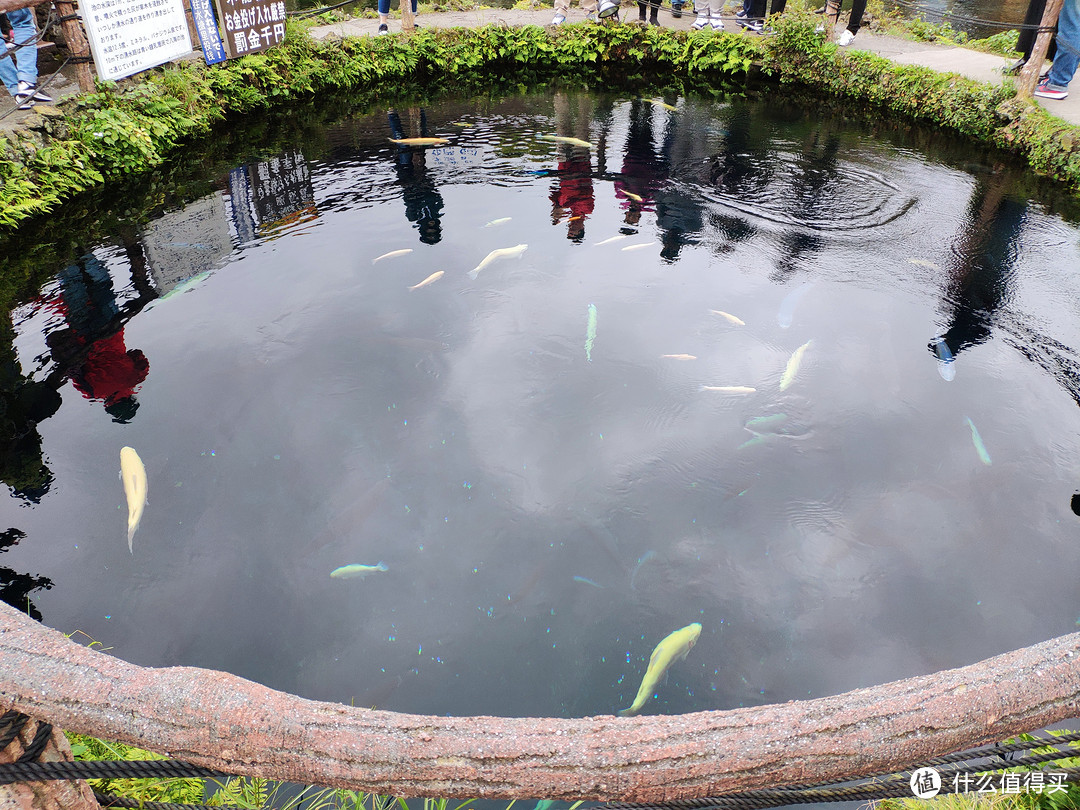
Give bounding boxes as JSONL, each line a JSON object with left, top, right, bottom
{"left": 572, "top": 575, "right": 604, "bottom": 588}
{"left": 484, "top": 217, "right": 512, "bottom": 227}
{"left": 621, "top": 242, "right": 656, "bottom": 252}
{"left": 709, "top": 309, "right": 745, "bottom": 326}
{"left": 701, "top": 385, "right": 756, "bottom": 394}
{"left": 373, "top": 248, "right": 413, "bottom": 264}
{"left": 622, "top": 191, "right": 644, "bottom": 203}
{"left": 745, "top": 413, "right": 788, "bottom": 433}
{"left": 909, "top": 258, "right": 941, "bottom": 270}
{"left": 618, "top": 622, "right": 702, "bottom": 716}
{"left": 408, "top": 271, "right": 444, "bottom": 291}
{"left": 931, "top": 337, "right": 956, "bottom": 381}
{"left": 467, "top": 244, "right": 528, "bottom": 280}
{"left": 777, "top": 282, "right": 814, "bottom": 328}
{"left": 120, "top": 446, "right": 147, "bottom": 554}
{"left": 388, "top": 137, "right": 450, "bottom": 146}
{"left": 161, "top": 271, "right": 211, "bottom": 301}
{"left": 646, "top": 98, "right": 678, "bottom": 111}
{"left": 538, "top": 134, "right": 595, "bottom": 149}
{"left": 738, "top": 434, "right": 776, "bottom": 450}
{"left": 964, "top": 417, "right": 992, "bottom": 465}
{"left": 779, "top": 340, "right": 812, "bottom": 391}
{"left": 586, "top": 303, "right": 598, "bottom": 362}
{"left": 661, "top": 354, "right": 696, "bottom": 360}
{"left": 595, "top": 235, "right": 629, "bottom": 246}
{"left": 330, "top": 562, "right": 389, "bottom": 579}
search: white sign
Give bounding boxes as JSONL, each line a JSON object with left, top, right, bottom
{"left": 81, "top": 0, "right": 193, "bottom": 82}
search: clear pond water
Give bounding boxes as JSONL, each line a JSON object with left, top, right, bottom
{"left": 3, "top": 88, "right": 1080, "bottom": 723}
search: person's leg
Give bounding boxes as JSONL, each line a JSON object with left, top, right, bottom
{"left": 0, "top": 46, "right": 17, "bottom": 96}
{"left": 1016, "top": 0, "right": 1048, "bottom": 61}
{"left": 6, "top": 8, "right": 37, "bottom": 88}
{"left": 836, "top": 0, "right": 863, "bottom": 43}
{"left": 1041, "top": 0, "right": 1080, "bottom": 94}
{"left": 377, "top": 0, "right": 390, "bottom": 31}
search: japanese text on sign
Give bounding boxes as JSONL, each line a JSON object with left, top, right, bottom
{"left": 212, "top": 0, "right": 287, "bottom": 59}
{"left": 81, "top": 0, "right": 193, "bottom": 81}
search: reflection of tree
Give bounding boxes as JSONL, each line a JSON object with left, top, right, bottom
{"left": 549, "top": 92, "right": 595, "bottom": 243}
{"left": 0, "top": 528, "right": 52, "bottom": 622}
{"left": 388, "top": 109, "right": 445, "bottom": 246}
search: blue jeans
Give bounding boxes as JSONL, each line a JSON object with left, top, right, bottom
{"left": 1046, "top": 0, "right": 1080, "bottom": 89}
{"left": 377, "top": 0, "right": 417, "bottom": 14}
{"left": 0, "top": 7, "right": 39, "bottom": 95}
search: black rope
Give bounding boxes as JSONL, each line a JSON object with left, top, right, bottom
{"left": 0, "top": 758, "right": 228, "bottom": 785}
{"left": 52, "top": 13, "right": 81, "bottom": 22}
{"left": 0, "top": 711, "right": 29, "bottom": 751}
{"left": 15, "top": 721, "right": 53, "bottom": 763}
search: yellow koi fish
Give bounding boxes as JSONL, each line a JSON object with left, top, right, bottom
{"left": 701, "top": 385, "right": 756, "bottom": 394}
{"left": 709, "top": 309, "right": 745, "bottom": 326}
{"left": 621, "top": 242, "right": 656, "bottom": 252}
{"left": 618, "top": 622, "right": 702, "bottom": 716}
{"left": 373, "top": 248, "right": 413, "bottom": 264}
{"left": 780, "top": 340, "right": 812, "bottom": 391}
{"left": 661, "top": 354, "right": 697, "bottom": 360}
{"left": 468, "top": 244, "right": 528, "bottom": 280}
{"left": 538, "top": 134, "right": 595, "bottom": 149}
{"left": 388, "top": 137, "right": 449, "bottom": 146}
{"left": 623, "top": 191, "right": 644, "bottom": 203}
{"left": 120, "top": 446, "right": 147, "bottom": 554}
{"left": 408, "top": 271, "right": 444, "bottom": 291}
{"left": 330, "top": 562, "right": 389, "bottom": 579}
{"left": 646, "top": 97, "right": 678, "bottom": 111}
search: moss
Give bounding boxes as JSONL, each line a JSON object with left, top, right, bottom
{"left": 1, "top": 15, "right": 1078, "bottom": 234}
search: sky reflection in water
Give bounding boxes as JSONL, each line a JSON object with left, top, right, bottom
{"left": 2, "top": 90, "right": 1080, "bottom": 723}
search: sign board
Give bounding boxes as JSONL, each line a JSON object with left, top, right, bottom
{"left": 228, "top": 150, "right": 317, "bottom": 239}
{"left": 211, "top": 0, "right": 286, "bottom": 59}
{"left": 80, "top": 0, "right": 193, "bottom": 82}
{"left": 188, "top": 0, "right": 227, "bottom": 64}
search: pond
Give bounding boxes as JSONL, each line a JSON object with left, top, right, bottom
{"left": 2, "top": 87, "right": 1080, "bottom": 727}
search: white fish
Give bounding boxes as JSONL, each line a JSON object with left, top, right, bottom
{"left": 468, "top": 244, "right": 528, "bottom": 280}
{"left": 373, "top": 249, "right": 413, "bottom": 264}
{"left": 661, "top": 354, "right": 697, "bottom": 360}
{"left": 484, "top": 217, "right": 512, "bottom": 227}
{"left": 621, "top": 242, "right": 656, "bottom": 252}
{"left": 330, "top": 562, "right": 389, "bottom": 579}
{"left": 595, "top": 235, "right": 629, "bottom": 246}
{"left": 780, "top": 340, "right": 812, "bottom": 391}
{"left": 408, "top": 271, "right": 444, "bottom": 291}
{"left": 701, "top": 385, "right": 756, "bottom": 394}
{"left": 120, "top": 446, "right": 147, "bottom": 554}
{"left": 909, "top": 258, "right": 940, "bottom": 270}
{"left": 538, "top": 134, "right": 594, "bottom": 149}
{"left": 709, "top": 309, "right": 745, "bottom": 326}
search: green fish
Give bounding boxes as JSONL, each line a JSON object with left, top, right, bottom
{"left": 330, "top": 562, "right": 389, "bottom": 579}
{"left": 964, "top": 417, "right": 992, "bottom": 465}
{"left": 618, "top": 623, "right": 702, "bottom": 717}
{"left": 586, "top": 303, "right": 597, "bottom": 362}
{"left": 745, "top": 413, "right": 788, "bottom": 433}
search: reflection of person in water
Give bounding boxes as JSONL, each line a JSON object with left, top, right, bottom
{"left": 388, "top": 109, "right": 445, "bottom": 245}
{"left": 549, "top": 92, "right": 595, "bottom": 243}
{"left": 615, "top": 98, "right": 665, "bottom": 229}
{"left": 42, "top": 253, "right": 150, "bottom": 423}
{"left": 0, "top": 528, "right": 51, "bottom": 622}
{"left": 927, "top": 167, "right": 1024, "bottom": 367}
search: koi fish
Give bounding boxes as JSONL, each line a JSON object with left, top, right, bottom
{"left": 595, "top": 235, "right": 629, "bottom": 246}
{"left": 780, "top": 340, "right": 812, "bottom": 391}
{"left": 572, "top": 575, "right": 604, "bottom": 588}
{"left": 586, "top": 303, "right": 598, "bottom": 362}
{"left": 161, "top": 271, "right": 211, "bottom": 301}
{"left": 330, "top": 562, "right": 389, "bottom": 579}
{"left": 373, "top": 249, "right": 413, "bottom": 264}
{"left": 538, "top": 134, "right": 595, "bottom": 149}
{"left": 661, "top": 354, "right": 696, "bottom": 360}
{"left": 623, "top": 191, "right": 644, "bottom": 203}
{"left": 484, "top": 217, "right": 512, "bottom": 227}
{"left": 621, "top": 242, "right": 656, "bottom": 251}
{"left": 618, "top": 622, "right": 702, "bottom": 716}
{"left": 745, "top": 413, "right": 788, "bottom": 432}
{"left": 701, "top": 385, "right": 756, "bottom": 394}
{"left": 408, "top": 271, "right": 444, "bottom": 291}
{"left": 909, "top": 258, "right": 940, "bottom": 270}
{"left": 964, "top": 417, "right": 992, "bottom": 465}
{"left": 646, "top": 98, "right": 677, "bottom": 111}
{"left": 709, "top": 309, "right": 745, "bottom": 326}
{"left": 468, "top": 244, "right": 528, "bottom": 280}
{"left": 388, "top": 137, "right": 449, "bottom": 146}
{"left": 120, "top": 446, "right": 147, "bottom": 554}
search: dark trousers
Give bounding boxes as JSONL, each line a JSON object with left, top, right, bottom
{"left": 1017, "top": 0, "right": 1057, "bottom": 61}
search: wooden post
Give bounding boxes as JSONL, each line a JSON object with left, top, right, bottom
{"left": 400, "top": 0, "right": 414, "bottom": 33}
{"left": 1017, "top": 0, "right": 1064, "bottom": 98}
{"left": 0, "top": 714, "right": 98, "bottom": 810}
{"left": 49, "top": 0, "right": 95, "bottom": 92}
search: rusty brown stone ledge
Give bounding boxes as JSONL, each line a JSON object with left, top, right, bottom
{"left": 2, "top": 600, "right": 1079, "bottom": 801}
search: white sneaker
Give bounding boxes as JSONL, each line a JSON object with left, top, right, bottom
{"left": 691, "top": 15, "right": 708, "bottom": 28}
{"left": 836, "top": 28, "right": 855, "bottom": 45}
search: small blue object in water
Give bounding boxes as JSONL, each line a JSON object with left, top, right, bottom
{"left": 930, "top": 336, "right": 956, "bottom": 381}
